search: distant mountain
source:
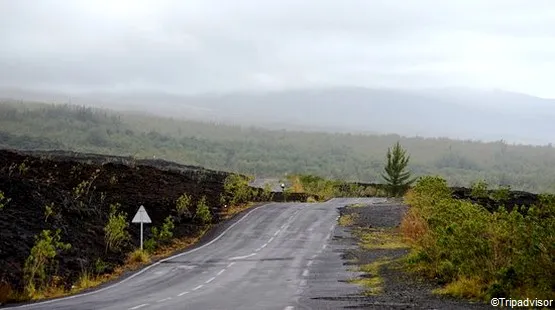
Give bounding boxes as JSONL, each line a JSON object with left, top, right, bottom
{"left": 1, "top": 87, "right": 553, "bottom": 145}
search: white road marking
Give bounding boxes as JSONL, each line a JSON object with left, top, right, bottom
{"left": 157, "top": 297, "right": 172, "bottom": 303}
{"left": 205, "top": 277, "right": 216, "bottom": 284}
{"left": 311, "top": 254, "right": 317, "bottom": 259}
{"left": 284, "top": 306, "right": 295, "bottom": 310}
{"left": 192, "top": 285, "right": 204, "bottom": 291}
{"left": 256, "top": 243, "right": 268, "bottom": 252}
{"left": 178, "top": 291, "right": 189, "bottom": 296}
{"left": 12, "top": 203, "right": 277, "bottom": 308}
{"left": 217, "top": 269, "right": 226, "bottom": 276}
{"left": 229, "top": 253, "right": 257, "bottom": 260}
{"left": 300, "top": 279, "right": 307, "bottom": 286}
{"left": 306, "top": 260, "right": 313, "bottom": 267}
{"left": 322, "top": 244, "right": 327, "bottom": 250}
{"left": 281, "top": 223, "right": 287, "bottom": 229}
{"left": 325, "top": 233, "right": 331, "bottom": 240}
{"left": 268, "top": 236, "right": 275, "bottom": 243}
{"left": 227, "top": 262, "right": 236, "bottom": 268}
{"left": 129, "top": 304, "right": 149, "bottom": 310}
{"left": 273, "top": 229, "right": 281, "bottom": 236}
{"left": 302, "top": 269, "right": 309, "bottom": 277}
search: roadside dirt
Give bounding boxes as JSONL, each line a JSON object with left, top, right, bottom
{"left": 337, "top": 202, "right": 491, "bottom": 309}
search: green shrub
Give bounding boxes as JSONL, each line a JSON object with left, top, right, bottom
{"left": 151, "top": 216, "right": 174, "bottom": 243}
{"left": 470, "top": 180, "right": 489, "bottom": 199}
{"left": 175, "top": 193, "right": 192, "bottom": 219}
{"left": 402, "top": 175, "right": 555, "bottom": 300}
{"left": 0, "top": 191, "right": 10, "bottom": 210}
{"left": 195, "top": 196, "right": 212, "bottom": 224}
{"left": 104, "top": 203, "right": 130, "bottom": 253}
{"left": 222, "top": 174, "right": 252, "bottom": 205}
{"left": 23, "top": 229, "right": 71, "bottom": 296}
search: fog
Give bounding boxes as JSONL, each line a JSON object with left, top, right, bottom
{"left": 1, "top": 1, "right": 554, "bottom": 144}
{"left": 1, "top": 0, "right": 555, "bottom": 97}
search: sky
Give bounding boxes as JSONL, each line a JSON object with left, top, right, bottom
{"left": 1, "top": 0, "right": 554, "bottom": 97}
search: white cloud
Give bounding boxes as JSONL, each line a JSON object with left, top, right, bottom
{"left": 0, "top": 0, "right": 554, "bottom": 97}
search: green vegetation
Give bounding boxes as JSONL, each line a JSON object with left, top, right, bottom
{"left": 195, "top": 196, "right": 212, "bottom": 224}
{"left": 287, "top": 174, "right": 380, "bottom": 200}
{"left": 1, "top": 102, "right": 555, "bottom": 192}
{"left": 43, "top": 203, "right": 54, "bottom": 222}
{"left": 348, "top": 259, "right": 389, "bottom": 296}
{"left": 338, "top": 213, "right": 358, "bottom": 226}
{"left": 0, "top": 191, "right": 10, "bottom": 210}
{"left": 381, "top": 142, "right": 415, "bottom": 197}
{"left": 401, "top": 176, "right": 555, "bottom": 301}
{"left": 23, "top": 229, "right": 71, "bottom": 297}
{"left": 354, "top": 227, "right": 409, "bottom": 250}
{"left": 221, "top": 174, "right": 254, "bottom": 206}
{"left": 175, "top": 193, "right": 192, "bottom": 220}
{"left": 104, "top": 203, "right": 130, "bottom": 253}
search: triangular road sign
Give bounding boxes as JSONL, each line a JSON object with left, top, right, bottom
{"left": 132, "top": 205, "right": 152, "bottom": 223}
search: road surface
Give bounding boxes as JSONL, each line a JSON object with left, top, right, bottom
{"left": 10, "top": 198, "right": 384, "bottom": 310}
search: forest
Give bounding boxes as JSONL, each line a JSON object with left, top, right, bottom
{"left": 1, "top": 100, "right": 555, "bottom": 193}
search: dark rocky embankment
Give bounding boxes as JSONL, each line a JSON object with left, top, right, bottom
{"left": 0, "top": 149, "right": 309, "bottom": 302}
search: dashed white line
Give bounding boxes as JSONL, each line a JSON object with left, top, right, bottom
{"left": 284, "top": 306, "right": 295, "bottom": 310}
{"left": 255, "top": 243, "right": 268, "bottom": 252}
{"left": 192, "top": 285, "right": 204, "bottom": 291}
{"left": 273, "top": 229, "right": 281, "bottom": 236}
{"left": 129, "top": 304, "right": 149, "bottom": 310}
{"left": 268, "top": 236, "right": 275, "bottom": 243}
{"left": 178, "top": 291, "right": 189, "bottom": 297}
{"left": 302, "top": 269, "right": 309, "bottom": 277}
{"left": 311, "top": 254, "right": 317, "bottom": 259}
{"left": 205, "top": 277, "right": 216, "bottom": 284}
{"left": 229, "top": 253, "right": 257, "bottom": 260}
{"left": 157, "top": 297, "right": 172, "bottom": 303}
{"left": 217, "top": 269, "right": 226, "bottom": 276}
{"left": 227, "top": 262, "right": 235, "bottom": 268}
{"left": 325, "top": 233, "right": 331, "bottom": 240}
{"left": 306, "top": 260, "right": 313, "bottom": 267}
{"left": 322, "top": 244, "right": 327, "bottom": 250}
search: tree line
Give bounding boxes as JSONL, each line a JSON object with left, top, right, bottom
{"left": 1, "top": 101, "right": 554, "bottom": 193}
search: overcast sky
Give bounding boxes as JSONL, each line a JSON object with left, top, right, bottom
{"left": 1, "top": 0, "right": 554, "bottom": 97}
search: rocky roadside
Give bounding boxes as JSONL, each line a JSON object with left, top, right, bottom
{"left": 335, "top": 201, "right": 492, "bottom": 309}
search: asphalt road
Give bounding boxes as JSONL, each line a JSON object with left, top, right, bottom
{"left": 10, "top": 198, "right": 384, "bottom": 310}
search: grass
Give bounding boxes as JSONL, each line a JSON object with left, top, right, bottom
{"left": 127, "top": 249, "right": 150, "bottom": 264}
{"left": 348, "top": 259, "right": 391, "bottom": 296}
{"left": 220, "top": 202, "right": 254, "bottom": 220}
{"left": 433, "top": 276, "right": 487, "bottom": 300}
{"left": 338, "top": 213, "right": 358, "bottom": 226}
{"left": 354, "top": 227, "right": 409, "bottom": 250}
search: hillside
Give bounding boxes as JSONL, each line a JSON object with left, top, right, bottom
{"left": 2, "top": 87, "right": 555, "bottom": 145}
{"left": 1, "top": 101, "right": 555, "bottom": 193}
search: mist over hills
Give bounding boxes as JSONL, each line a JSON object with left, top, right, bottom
{"left": 1, "top": 87, "right": 553, "bottom": 145}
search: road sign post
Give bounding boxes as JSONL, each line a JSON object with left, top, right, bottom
{"left": 132, "top": 205, "right": 152, "bottom": 250}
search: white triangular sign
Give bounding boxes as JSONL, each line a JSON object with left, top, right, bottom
{"left": 132, "top": 205, "right": 152, "bottom": 223}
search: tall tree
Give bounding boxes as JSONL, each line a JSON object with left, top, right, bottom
{"left": 381, "top": 141, "right": 415, "bottom": 197}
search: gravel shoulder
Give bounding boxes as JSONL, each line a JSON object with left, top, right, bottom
{"left": 309, "top": 201, "right": 492, "bottom": 309}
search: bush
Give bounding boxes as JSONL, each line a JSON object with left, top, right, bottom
{"left": 23, "top": 229, "right": 71, "bottom": 296}
{"left": 470, "top": 180, "right": 489, "bottom": 199}
{"left": 175, "top": 193, "right": 192, "bottom": 220}
{"left": 104, "top": 203, "right": 130, "bottom": 253}
{"left": 222, "top": 174, "right": 252, "bottom": 205}
{"left": 402, "top": 175, "right": 555, "bottom": 300}
{"left": 195, "top": 196, "right": 212, "bottom": 224}
{"left": 151, "top": 216, "right": 175, "bottom": 244}
{"left": 0, "top": 191, "right": 11, "bottom": 210}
